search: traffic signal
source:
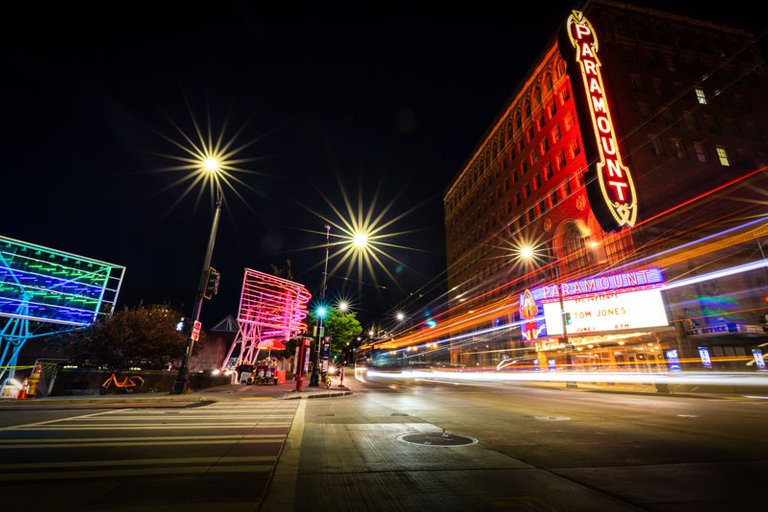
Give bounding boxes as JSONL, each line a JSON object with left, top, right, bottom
{"left": 203, "top": 267, "right": 220, "bottom": 300}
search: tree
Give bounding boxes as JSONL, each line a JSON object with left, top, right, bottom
{"left": 63, "top": 305, "right": 189, "bottom": 369}
{"left": 308, "top": 307, "right": 363, "bottom": 360}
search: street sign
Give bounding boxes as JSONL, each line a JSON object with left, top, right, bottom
{"left": 191, "top": 320, "right": 202, "bottom": 341}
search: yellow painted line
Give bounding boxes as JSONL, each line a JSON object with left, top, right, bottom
{"left": 0, "top": 434, "right": 282, "bottom": 444}
{"left": 0, "top": 455, "right": 276, "bottom": 470}
{"left": 0, "top": 464, "right": 274, "bottom": 481}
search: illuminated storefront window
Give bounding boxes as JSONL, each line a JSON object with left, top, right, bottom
{"left": 716, "top": 146, "right": 731, "bottom": 166}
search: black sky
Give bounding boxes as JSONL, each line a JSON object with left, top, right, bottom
{"left": 1, "top": 2, "right": 763, "bottom": 330}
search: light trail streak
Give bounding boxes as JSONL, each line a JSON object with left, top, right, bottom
{"left": 366, "top": 369, "right": 768, "bottom": 387}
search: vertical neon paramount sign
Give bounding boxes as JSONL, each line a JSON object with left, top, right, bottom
{"left": 563, "top": 11, "right": 637, "bottom": 231}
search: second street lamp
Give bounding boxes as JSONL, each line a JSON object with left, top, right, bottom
{"left": 172, "top": 159, "right": 222, "bottom": 394}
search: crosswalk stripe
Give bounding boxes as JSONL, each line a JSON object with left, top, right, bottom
{"left": 0, "top": 433, "right": 284, "bottom": 443}
{"left": 11, "top": 423, "right": 291, "bottom": 430}
{"left": 0, "top": 455, "right": 277, "bottom": 470}
{"left": 0, "top": 464, "right": 274, "bottom": 481}
{"left": 0, "top": 439, "right": 284, "bottom": 449}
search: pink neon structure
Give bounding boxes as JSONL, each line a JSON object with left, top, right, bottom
{"left": 222, "top": 269, "right": 311, "bottom": 368}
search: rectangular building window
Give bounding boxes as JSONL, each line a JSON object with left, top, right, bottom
{"left": 682, "top": 111, "right": 698, "bottom": 131}
{"left": 557, "top": 150, "right": 566, "bottom": 169}
{"left": 538, "top": 113, "right": 546, "bottom": 129}
{"left": 570, "top": 140, "right": 581, "bottom": 157}
{"left": 650, "top": 135, "right": 664, "bottom": 156}
{"left": 630, "top": 74, "right": 644, "bottom": 92}
{"left": 527, "top": 125, "right": 535, "bottom": 141}
{"left": 694, "top": 142, "right": 708, "bottom": 162}
{"left": 552, "top": 124, "right": 562, "bottom": 143}
{"left": 549, "top": 190, "right": 558, "bottom": 207}
{"left": 561, "top": 88, "right": 571, "bottom": 103}
{"left": 544, "top": 162, "right": 553, "bottom": 180}
{"left": 531, "top": 151, "right": 539, "bottom": 165}
{"left": 671, "top": 138, "right": 686, "bottom": 159}
{"left": 564, "top": 178, "right": 572, "bottom": 196}
{"left": 662, "top": 109, "right": 675, "bottom": 126}
{"left": 525, "top": 183, "right": 532, "bottom": 198}
{"left": 695, "top": 88, "right": 708, "bottom": 104}
{"left": 564, "top": 112, "right": 574, "bottom": 132}
{"left": 548, "top": 101, "right": 557, "bottom": 117}
{"left": 665, "top": 55, "right": 677, "bottom": 72}
{"left": 541, "top": 137, "right": 549, "bottom": 154}
{"left": 704, "top": 115, "right": 719, "bottom": 133}
{"left": 716, "top": 146, "right": 730, "bottom": 166}
{"left": 534, "top": 174, "right": 542, "bottom": 189}
{"left": 515, "top": 192, "right": 522, "bottom": 206}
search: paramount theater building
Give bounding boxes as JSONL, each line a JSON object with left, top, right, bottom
{"left": 443, "top": 0, "right": 768, "bottom": 372}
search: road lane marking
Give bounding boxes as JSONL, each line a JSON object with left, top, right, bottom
{"left": 0, "top": 465, "right": 275, "bottom": 481}
{"left": 10, "top": 423, "right": 292, "bottom": 430}
{"left": 0, "top": 409, "right": 119, "bottom": 430}
{"left": 0, "top": 455, "right": 277, "bottom": 470}
{"left": 0, "top": 434, "right": 283, "bottom": 443}
{"left": 0, "top": 439, "right": 285, "bottom": 449}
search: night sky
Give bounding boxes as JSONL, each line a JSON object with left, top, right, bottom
{"left": 1, "top": 2, "right": 762, "bottom": 330}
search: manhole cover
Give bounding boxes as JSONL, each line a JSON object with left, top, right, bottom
{"left": 397, "top": 431, "right": 478, "bottom": 447}
{"left": 534, "top": 416, "right": 571, "bottom": 421}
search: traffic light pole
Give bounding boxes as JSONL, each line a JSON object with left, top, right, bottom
{"left": 309, "top": 225, "right": 331, "bottom": 387}
{"left": 171, "top": 190, "right": 223, "bottom": 394}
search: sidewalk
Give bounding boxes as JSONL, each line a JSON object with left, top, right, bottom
{"left": 0, "top": 374, "right": 353, "bottom": 410}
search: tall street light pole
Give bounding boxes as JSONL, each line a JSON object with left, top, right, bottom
{"left": 171, "top": 160, "right": 222, "bottom": 394}
{"left": 310, "top": 225, "right": 331, "bottom": 387}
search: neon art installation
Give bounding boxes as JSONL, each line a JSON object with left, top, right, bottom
{"left": 222, "top": 269, "right": 311, "bottom": 368}
{"left": 0, "top": 235, "right": 125, "bottom": 392}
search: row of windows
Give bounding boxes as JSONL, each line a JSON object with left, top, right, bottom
{"left": 449, "top": 128, "right": 581, "bottom": 253}
{"left": 648, "top": 137, "right": 733, "bottom": 166}
{"left": 447, "top": 99, "right": 575, "bottom": 224}
{"left": 638, "top": 102, "right": 761, "bottom": 140}
{"left": 446, "top": 54, "right": 566, "bottom": 209}
{"left": 605, "top": 10, "right": 750, "bottom": 59}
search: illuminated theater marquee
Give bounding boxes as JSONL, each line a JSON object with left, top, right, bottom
{"left": 526, "top": 268, "right": 669, "bottom": 336}
{"left": 563, "top": 11, "right": 638, "bottom": 232}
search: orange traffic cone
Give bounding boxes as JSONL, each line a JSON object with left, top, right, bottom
{"left": 16, "top": 378, "right": 28, "bottom": 400}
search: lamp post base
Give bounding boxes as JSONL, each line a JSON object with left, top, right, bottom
{"left": 170, "top": 378, "right": 189, "bottom": 395}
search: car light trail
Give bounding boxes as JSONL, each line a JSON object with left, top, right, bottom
{"left": 365, "top": 369, "right": 768, "bottom": 387}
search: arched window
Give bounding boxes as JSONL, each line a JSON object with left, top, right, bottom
{"left": 492, "top": 137, "right": 498, "bottom": 157}
{"left": 534, "top": 87, "right": 542, "bottom": 106}
{"left": 524, "top": 99, "right": 532, "bottom": 119}
{"left": 556, "top": 61, "right": 565, "bottom": 78}
{"left": 563, "top": 223, "right": 590, "bottom": 273}
{"left": 499, "top": 126, "right": 506, "bottom": 149}
{"left": 507, "top": 115, "right": 515, "bottom": 138}
{"left": 515, "top": 111, "right": 522, "bottom": 132}
{"left": 545, "top": 72, "right": 553, "bottom": 92}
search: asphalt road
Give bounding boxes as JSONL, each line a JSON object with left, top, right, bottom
{"left": 265, "top": 378, "right": 768, "bottom": 512}
{"left": 0, "top": 380, "right": 766, "bottom": 511}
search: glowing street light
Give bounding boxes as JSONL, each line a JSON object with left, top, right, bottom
{"left": 353, "top": 232, "right": 369, "bottom": 248}
{"left": 337, "top": 300, "right": 350, "bottom": 312}
{"left": 395, "top": 311, "right": 405, "bottom": 322}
